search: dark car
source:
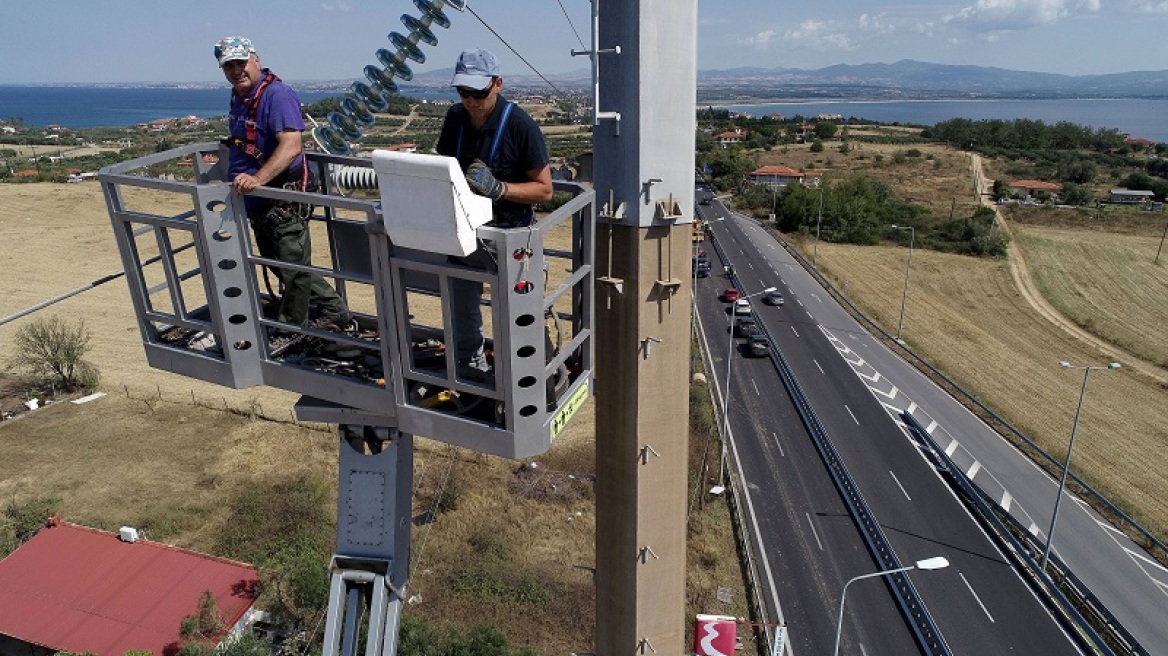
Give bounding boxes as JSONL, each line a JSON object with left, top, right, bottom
{"left": 746, "top": 333, "right": 770, "bottom": 357}
{"left": 693, "top": 259, "right": 711, "bottom": 278}
{"left": 722, "top": 288, "right": 740, "bottom": 302}
{"left": 733, "top": 316, "right": 759, "bottom": 338}
{"left": 762, "top": 290, "right": 785, "bottom": 306}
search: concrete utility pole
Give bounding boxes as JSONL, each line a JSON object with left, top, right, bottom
{"left": 592, "top": 1, "right": 697, "bottom": 654}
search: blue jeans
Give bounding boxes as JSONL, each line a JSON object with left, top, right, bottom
{"left": 448, "top": 246, "right": 497, "bottom": 370}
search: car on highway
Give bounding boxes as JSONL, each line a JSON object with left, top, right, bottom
{"left": 722, "top": 288, "right": 740, "bottom": 302}
{"left": 762, "top": 290, "right": 785, "bottom": 306}
{"left": 733, "top": 299, "right": 752, "bottom": 315}
{"left": 746, "top": 333, "right": 770, "bottom": 357}
{"left": 733, "top": 316, "right": 760, "bottom": 338}
{"left": 693, "top": 258, "right": 711, "bottom": 278}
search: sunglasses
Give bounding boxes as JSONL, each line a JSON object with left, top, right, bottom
{"left": 456, "top": 84, "right": 493, "bottom": 100}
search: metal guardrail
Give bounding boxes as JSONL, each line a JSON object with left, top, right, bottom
{"left": 901, "top": 412, "right": 1141, "bottom": 655}
{"left": 757, "top": 219, "right": 1153, "bottom": 655}
{"left": 769, "top": 223, "right": 1167, "bottom": 567}
{"left": 707, "top": 229, "right": 951, "bottom": 656}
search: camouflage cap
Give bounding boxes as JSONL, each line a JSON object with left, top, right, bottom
{"left": 214, "top": 36, "right": 256, "bottom": 67}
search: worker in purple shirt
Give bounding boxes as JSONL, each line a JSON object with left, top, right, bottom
{"left": 215, "top": 36, "right": 351, "bottom": 338}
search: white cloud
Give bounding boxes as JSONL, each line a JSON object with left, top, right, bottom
{"left": 739, "top": 29, "right": 777, "bottom": 49}
{"left": 781, "top": 20, "right": 857, "bottom": 51}
{"left": 321, "top": 1, "right": 353, "bottom": 12}
{"left": 858, "top": 13, "right": 895, "bottom": 35}
{"left": 1128, "top": 0, "right": 1168, "bottom": 12}
{"left": 946, "top": 0, "right": 1101, "bottom": 32}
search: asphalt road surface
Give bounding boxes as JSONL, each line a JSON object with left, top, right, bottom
{"left": 694, "top": 191, "right": 1084, "bottom": 655}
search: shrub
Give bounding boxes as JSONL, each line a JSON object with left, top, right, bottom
{"left": 6, "top": 316, "right": 98, "bottom": 392}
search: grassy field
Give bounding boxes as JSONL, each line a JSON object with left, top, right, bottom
{"left": 0, "top": 181, "right": 749, "bottom": 652}
{"left": 802, "top": 237, "right": 1168, "bottom": 541}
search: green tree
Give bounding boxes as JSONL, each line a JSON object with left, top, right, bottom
{"left": 809, "top": 139, "right": 824, "bottom": 153}
{"left": 6, "top": 316, "right": 99, "bottom": 392}
{"left": 1062, "top": 183, "right": 1094, "bottom": 206}
{"left": 814, "top": 122, "right": 838, "bottom": 140}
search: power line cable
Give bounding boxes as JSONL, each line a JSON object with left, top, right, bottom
{"left": 555, "top": 0, "right": 587, "bottom": 50}
{"left": 464, "top": 3, "right": 570, "bottom": 100}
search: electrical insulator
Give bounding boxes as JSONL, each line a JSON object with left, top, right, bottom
{"left": 313, "top": 0, "right": 466, "bottom": 155}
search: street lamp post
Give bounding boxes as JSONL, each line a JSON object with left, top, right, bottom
{"left": 719, "top": 285, "right": 777, "bottom": 483}
{"left": 1041, "top": 360, "right": 1121, "bottom": 570}
{"left": 890, "top": 224, "right": 915, "bottom": 342}
{"left": 813, "top": 185, "right": 825, "bottom": 268}
{"left": 833, "top": 557, "right": 950, "bottom": 656}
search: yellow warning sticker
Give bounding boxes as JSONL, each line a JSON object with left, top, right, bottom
{"left": 551, "top": 381, "right": 590, "bottom": 441}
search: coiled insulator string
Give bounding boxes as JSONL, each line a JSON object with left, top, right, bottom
{"left": 313, "top": 0, "right": 465, "bottom": 155}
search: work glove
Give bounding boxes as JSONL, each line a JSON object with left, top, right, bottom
{"left": 466, "top": 159, "right": 506, "bottom": 202}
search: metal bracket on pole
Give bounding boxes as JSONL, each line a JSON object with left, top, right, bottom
{"left": 640, "top": 336, "right": 663, "bottom": 359}
{"left": 639, "top": 444, "right": 661, "bottom": 464}
{"left": 638, "top": 638, "right": 658, "bottom": 654}
{"left": 638, "top": 546, "right": 659, "bottom": 564}
{"left": 571, "top": 0, "right": 621, "bottom": 135}
{"left": 598, "top": 189, "right": 626, "bottom": 295}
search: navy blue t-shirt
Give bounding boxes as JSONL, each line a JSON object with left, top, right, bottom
{"left": 436, "top": 96, "right": 549, "bottom": 225}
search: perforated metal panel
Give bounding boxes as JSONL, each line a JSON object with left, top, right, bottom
{"left": 100, "top": 144, "right": 594, "bottom": 458}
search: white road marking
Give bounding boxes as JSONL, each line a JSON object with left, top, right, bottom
{"left": 890, "top": 471, "right": 912, "bottom": 501}
{"left": 772, "top": 432, "right": 785, "bottom": 457}
{"left": 845, "top": 405, "right": 860, "bottom": 425}
{"left": 945, "top": 438, "right": 959, "bottom": 456}
{"left": 967, "top": 461, "right": 982, "bottom": 478}
{"left": 859, "top": 371, "right": 882, "bottom": 383}
{"left": 806, "top": 513, "right": 825, "bottom": 551}
{"left": 791, "top": 326, "right": 800, "bottom": 338}
{"left": 814, "top": 360, "right": 825, "bottom": 374}
{"left": 752, "top": 379, "right": 760, "bottom": 396}
{"left": 925, "top": 420, "right": 938, "bottom": 434}
{"left": 872, "top": 386, "right": 899, "bottom": 400}
{"left": 960, "top": 572, "right": 995, "bottom": 622}
{"left": 906, "top": 401, "right": 917, "bottom": 414}
{"left": 1001, "top": 492, "right": 1012, "bottom": 512}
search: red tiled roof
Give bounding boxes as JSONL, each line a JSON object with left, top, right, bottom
{"left": 1009, "top": 179, "right": 1061, "bottom": 191}
{"left": 0, "top": 521, "right": 258, "bottom": 656}
{"left": 750, "top": 165, "right": 804, "bottom": 177}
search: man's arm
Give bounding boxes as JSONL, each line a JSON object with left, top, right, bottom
{"left": 232, "top": 129, "right": 303, "bottom": 193}
{"left": 502, "top": 165, "right": 553, "bottom": 204}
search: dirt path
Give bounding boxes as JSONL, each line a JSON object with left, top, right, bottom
{"left": 970, "top": 153, "right": 1168, "bottom": 385}
{"left": 388, "top": 106, "right": 419, "bottom": 137}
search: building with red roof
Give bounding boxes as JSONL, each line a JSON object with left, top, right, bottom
{"left": 747, "top": 165, "right": 820, "bottom": 189}
{"left": 0, "top": 520, "right": 259, "bottom": 656}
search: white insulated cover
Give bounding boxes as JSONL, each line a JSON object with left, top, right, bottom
{"left": 371, "top": 150, "right": 492, "bottom": 257}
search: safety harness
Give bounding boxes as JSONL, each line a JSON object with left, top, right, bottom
{"left": 227, "top": 70, "right": 309, "bottom": 192}
{"left": 455, "top": 100, "right": 514, "bottom": 169}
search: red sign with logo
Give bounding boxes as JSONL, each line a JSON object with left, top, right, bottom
{"left": 694, "top": 614, "right": 737, "bottom": 656}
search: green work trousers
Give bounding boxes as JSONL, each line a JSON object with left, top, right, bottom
{"left": 249, "top": 202, "right": 349, "bottom": 327}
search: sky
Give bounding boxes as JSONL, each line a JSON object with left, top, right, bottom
{"left": 3, "top": 0, "right": 1167, "bottom": 85}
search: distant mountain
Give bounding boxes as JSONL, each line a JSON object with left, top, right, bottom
{"left": 398, "top": 59, "right": 1168, "bottom": 102}
{"left": 691, "top": 60, "right": 1168, "bottom": 101}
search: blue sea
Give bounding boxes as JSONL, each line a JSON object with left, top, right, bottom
{"left": 2, "top": 86, "right": 1166, "bottom": 143}
{"left": 719, "top": 98, "right": 1168, "bottom": 144}
{"left": 0, "top": 85, "right": 457, "bottom": 129}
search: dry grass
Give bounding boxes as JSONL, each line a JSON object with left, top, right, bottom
{"left": 0, "top": 181, "right": 748, "bottom": 652}
{"left": 805, "top": 239, "right": 1168, "bottom": 538}
{"left": 755, "top": 129, "right": 981, "bottom": 218}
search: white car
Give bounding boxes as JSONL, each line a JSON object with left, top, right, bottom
{"left": 733, "top": 299, "right": 752, "bottom": 315}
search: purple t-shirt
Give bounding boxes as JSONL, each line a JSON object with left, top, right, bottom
{"left": 227, "top": 69, "right": 306, "bottom": 180}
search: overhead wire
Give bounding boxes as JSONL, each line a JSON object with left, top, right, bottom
{"left": 463, "top": 3, "right": 570, "bottom": 101}
{"left": 555, "top": 0, "right": 587, "bottom": 51}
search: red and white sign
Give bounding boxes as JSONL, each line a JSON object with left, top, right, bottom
{"left": 694, "top": 614, "right": 737, "bottom": 656}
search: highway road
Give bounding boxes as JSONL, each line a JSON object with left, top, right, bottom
{"left": 693, "top": 191, "right": 1085, "bottom": 655}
